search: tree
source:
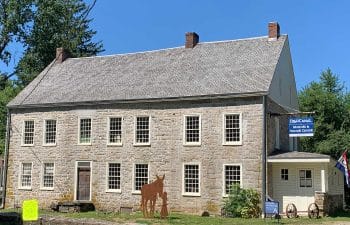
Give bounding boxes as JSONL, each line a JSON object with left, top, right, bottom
{"left": 0, "top": 0, "right": 33, "bottom": 85}
{"left": 0, "top": 81, "right": 20, "bottom": 153}
{"left": 17, "top": 0, "right": 103, "bottom": 86}
{"left": 298, "top": 69, "right": 350, "bottom": 158}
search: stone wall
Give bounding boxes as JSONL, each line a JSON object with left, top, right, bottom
{"left": 6, "top": 96, "right": 265, "bottom": 214}
{"left": 314, "top": 191, "right": 343, "bottom": 216}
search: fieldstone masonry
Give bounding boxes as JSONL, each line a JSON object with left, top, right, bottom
{"left": 6, "top": 96, "right": 284, "bottom": 214}
{"left": 315, "top": 191, "right": 343, "bottom": 216}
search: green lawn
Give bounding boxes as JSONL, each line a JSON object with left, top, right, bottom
{"left": 2, "top": 209, "right": 350, "bottom": 224}
{"left": 36, "top": 210, "right": 350, "bottom": 225}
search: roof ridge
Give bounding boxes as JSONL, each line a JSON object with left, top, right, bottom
{"left": 67, "top": 35, "right": 287, "bottom": 60}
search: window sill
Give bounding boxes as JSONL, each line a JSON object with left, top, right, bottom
{"left": 18, "top": 187, "right": 32, "bottom": 190}
{"left": 106, "top": 189, "right": 122, "bottom": 193}
{"left": 40, "top": 187, "right": 54, "bottom": 191}
{"left": 21, "top": 144, "right": 34, "bottom": 147}
{"left": 183, "top": 143, "right": 201, "bottom": 146}
{"left": 182, "top": 193, "right": 201, "bottom": 197}
{"left": 131, "top": 191, "right": 141, "bottom": 195}
{"left": 43, "top": 144, "right": 57, "bottom": 147}
{"left": 223, "top": 142, "right": 242, "bottom": 146}
{"left": 133, "top": 143, "right": 151, "bottom": 147}
{"left": 78, "top": 143, "right": 92, "bottom": 146}
{"left": 107, "top": 143, "right": 123, "bottom": 147}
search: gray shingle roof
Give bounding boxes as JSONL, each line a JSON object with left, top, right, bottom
{"left": 268, "top": 151, "right": 330, "bottom": 160}
{"left": 8, "top": 35, "right": 287, "bottom": 108}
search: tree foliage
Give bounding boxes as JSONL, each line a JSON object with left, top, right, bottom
{"left": 17, "top": 0, "right": 103, "bottom": 86}
{"left": 0, "top": 0, "right": 103, "bottom": 154}
{"left": 298, "top": 68, "right": 350, "bottom": 158}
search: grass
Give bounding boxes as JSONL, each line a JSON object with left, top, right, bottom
{"left": 2, "top": 208, "right": 350, "bottom": 224}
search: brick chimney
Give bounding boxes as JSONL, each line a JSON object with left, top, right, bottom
{"left": 268, "top": 22, "right": 280, "bottom": 41}
{"left": 185, "top": 32, "right": 199, "bottom": 48}
{"left": 56, "top": 47, "right": 70, "bottom": 63}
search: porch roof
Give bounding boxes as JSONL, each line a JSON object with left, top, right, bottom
{"left": 267, "top": 151, "right": 331, "bottom": 163}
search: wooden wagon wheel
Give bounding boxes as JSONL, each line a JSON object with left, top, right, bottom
{"left": 285, "top": 203, "right": 297, "bottom": 218}
{"left": 308, "top": 203, "right": 319, "bottom": 219}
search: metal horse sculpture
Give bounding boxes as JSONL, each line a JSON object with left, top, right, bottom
{"left": 140, "top": 174, "right": 165, "bottom": 218}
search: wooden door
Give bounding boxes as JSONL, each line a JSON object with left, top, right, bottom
{"left": 77, "top": 168, "right": 90, "bottom": 200}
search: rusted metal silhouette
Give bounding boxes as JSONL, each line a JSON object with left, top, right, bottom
{"left": 140, "top": 174, "right": 165, "bottom": 218}
{"left": 160, "top": 191, "right": 168, "bottom": 219}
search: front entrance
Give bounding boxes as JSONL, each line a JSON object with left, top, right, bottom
{"left": 76, "top": 161, "right": 91, "bottom": 201}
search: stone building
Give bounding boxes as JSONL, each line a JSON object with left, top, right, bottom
{"left": 2, "top": 22, "right": 342, "bottom": 215}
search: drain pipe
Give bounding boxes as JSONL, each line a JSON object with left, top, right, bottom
{"left": 261, "top": 95, "right": 267, "bottom": 217}
{"left": 1, "top": 109, "right": 11, "bottom": 209}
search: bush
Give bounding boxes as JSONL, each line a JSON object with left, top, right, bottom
{"left": 223, "top": 185, "right": 261, "bottom": 218}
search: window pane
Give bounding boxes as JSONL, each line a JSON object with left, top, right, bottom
{"left": 135, "top": 164, "right": 148, "bottom": 191}
{"left": 184, "top": 164, "right": 199, "bottom": 193}
{"left": 21, "top": 163, "right": 32, "bottom": 187}
{"left": 136, "top": 117, "right": 149, "bottom": 143}
{"left": 24, "top": 121, "right": 34, "bottom": 145}
{"left": 109, "top": 118, "right": 122, "bottom": 143}
{"left": 108, "top": 163, "right": 121, "bottom": 190}
{"left": 43, "top": 163, "right": 54, "bottom": 188}
{"left": 80, "top": 119, "right": 91, "bottom": 143}
{"left": 225, "top": 165, "right": 241, "bottom": 194}
{"left": 225, "top": 114, "right": 240, "bottom": 143}
{"left": 45, "top": 120, "right": 56, "bottom": 144}
{"left": 185, "top": 116, "right": 200, "bottom": 143}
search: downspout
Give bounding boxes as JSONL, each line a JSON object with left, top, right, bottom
{"left": 261, "top": 95, "right": 267, "bottom": 217}
{"left": 1, "top": 108, "right": 11, "bottom": 209}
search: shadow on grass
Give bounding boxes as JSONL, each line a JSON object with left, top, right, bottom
{"left": 328, "top": 210, "right": 350, "bottom": 218}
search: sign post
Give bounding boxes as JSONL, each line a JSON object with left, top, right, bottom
{"left": 265, "top": 201, "right": 280, "bottom": 222}
{"left": 288, "top": 117, "right": 314, "bottom": 137}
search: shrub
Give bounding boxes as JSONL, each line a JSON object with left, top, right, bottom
{"left": 223, "top": 185, "right": 261, "bottom": 218}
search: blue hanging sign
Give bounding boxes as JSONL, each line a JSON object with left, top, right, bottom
{"left": 288, "top": 117, "right": 314, "bottom": 137}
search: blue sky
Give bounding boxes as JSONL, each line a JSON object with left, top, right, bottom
{"left": 2, "top": 0, "right": 350, "bottom": 91}
{"left": 87, "top": 0, "right": 350, "bottom": 91}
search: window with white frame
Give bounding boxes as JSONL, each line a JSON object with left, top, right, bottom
{"left": 108, "top": 117, "right": 122, "bottom": 144}
{"left": 42, "top": 163, "right": 54, "bottom": 188}
{"left": 184, "top": 115, "right": 200, "bottom": 144}
{"left": 79, "top": 118, "right": 91, "bottom": 144}
{"left": 134, "top": 164, "right": 149, "bottom": 191}
{"left": 183, "top": 164, "right": 200, "bottom": 195}
{"left": 44, "top": 120, "right": 57, "bottom": 145}
{"left": 223, "top": 114, "right": 241, "bottom": 144}
{"left": 20, "top": 163, "right": 32, "bottom": 188}
{"left": 23, "top": 120, "right": 34, "bottom": 145}
{"left": 299, "top": 169, "right": 312, "bottom": 187}
{"left": 108, "top": 163, "right": 121, "bottom": 191}
{"left": 281, "top": 168, "right": 288, "bottom": 181}
{"left": 135, "top": 117, "right": 150, "bottom": 144}
{"left": 224, "top": 165, "right": 241, "bottom": 195}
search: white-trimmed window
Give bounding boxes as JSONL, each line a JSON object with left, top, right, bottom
{"left": 79, "top": 118, "right": 91, "bottom": 144}
{"left": 223, "top": 114, "right": 242, "bottom": 145}
{"left": 108, "top": 117, "right": 122, "bottom": 145}
{"left": 184, "top": 115, "right": 201, "bottom": 145}
{"left": 299, "top": 169, "right": 312, "bottom": 187}
{"left": 183, "top": 163, "right": 200, "bottom": 196}
{"left": 107, "top": 163, "right": 121, "bottom": 192}
{"left": 20, "top": 163, "right": 32, "bottom": 189}
{"left": 223, "top": 164, "right": 241, "bottom": 196}
{"left": 281, "top": 168, "right": 288, "bottom": 181}
{"left": 44, "top": 120, "right": 57, "bottom": 145}
{"left": 23, "top": 120, "right": 34, "bottom": 145}
{"left": 133, "top": 164, "right": 149, "bottom": 192}
{"left": 42, "top": 163, "right": 54, "bottom": 189}
{"left": 135, "top": 116, "right": 150, "bottom": 145}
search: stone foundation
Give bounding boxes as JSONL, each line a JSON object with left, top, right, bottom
{"left": 314, "top": 191, "right": 343, "bottom": 216}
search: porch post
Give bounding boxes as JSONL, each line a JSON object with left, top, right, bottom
{"left": 321, "top": 169, "right": 326, "bottom": 193}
